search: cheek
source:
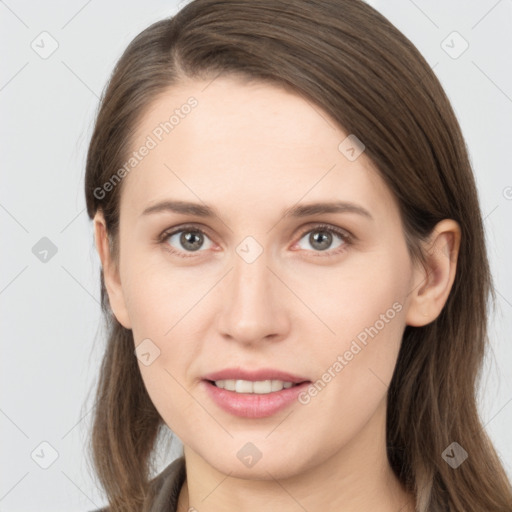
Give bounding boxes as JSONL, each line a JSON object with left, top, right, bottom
{"left": 302, "top": 248, "right": 409, "bottom": 340}
{"left": 301, "top": 251, "right": 410, "bottom": 390}
{"left": 121, "top": 251, "right": 206, "bottom": 337}
{"left": 128, "top": 289, "right": 204, "bottom": 436}
{"left": 124, "top": 271, "right": 202, "bottom": 373}
{"left": 120, "top": 257, "right": 210, "bottom": 429}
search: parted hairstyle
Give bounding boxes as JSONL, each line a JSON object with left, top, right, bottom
{"left": 84, "top": 1, "right": 512, "bottom": 511}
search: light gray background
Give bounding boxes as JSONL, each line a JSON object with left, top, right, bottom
{"left": 1, "top": 1, "right": 511, "bottom": 510}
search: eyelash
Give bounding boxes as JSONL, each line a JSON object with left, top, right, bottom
{"left": 157, "top": 223, "right": 353, "bottom": 259}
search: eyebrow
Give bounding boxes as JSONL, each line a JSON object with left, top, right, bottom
{"left": 141, "top": 200, "right": 373, "bottom": 220}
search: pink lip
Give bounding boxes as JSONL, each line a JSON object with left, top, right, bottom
{"left": 201, "top": 368, "right": 311, "bottom": 419}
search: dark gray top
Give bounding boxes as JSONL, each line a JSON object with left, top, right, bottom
{"left": 92, "top": 456, "right": 186, "bottom": 512}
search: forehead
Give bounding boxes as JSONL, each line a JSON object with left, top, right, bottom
{"left": 120, "top": 76, "right": 396, "bottom": 221}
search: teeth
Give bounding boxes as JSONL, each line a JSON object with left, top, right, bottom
{"left": 214, "top": 379, "right": 295, "bottom": 393}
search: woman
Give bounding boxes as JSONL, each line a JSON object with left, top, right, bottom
{"left": 84, "top": 0, "right": 512, "bottom": 511}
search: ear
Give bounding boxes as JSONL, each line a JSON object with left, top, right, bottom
{"left": 93, "top": 211, "right": 132, "bottom": 329}
{"left": 405, "top": 219, "right": 461, "bottom": 327}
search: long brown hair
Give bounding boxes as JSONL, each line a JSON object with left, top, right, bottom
{"left": 84, "top": 1, "right": 512, "bottom": 510}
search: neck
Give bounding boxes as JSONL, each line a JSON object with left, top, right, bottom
{"left": 177, "top": 398, "right": 415, "bottom": 512}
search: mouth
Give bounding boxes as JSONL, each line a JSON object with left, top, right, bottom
{"left": 201, "top": 368, "right": 312, "bottom": 418}
{"left": 206, "top": 379, "right": 307, "bottom": 394}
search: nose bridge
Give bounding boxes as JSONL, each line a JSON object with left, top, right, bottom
{"left": 232, "top": 248, "right": 270, "bottom": 302}
{"left": 216, "top": 242, "right": 289, "bottom": 343}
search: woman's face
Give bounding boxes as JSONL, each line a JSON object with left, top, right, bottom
{"left": 103, "top": 76, "right": 420, "bottom": 479}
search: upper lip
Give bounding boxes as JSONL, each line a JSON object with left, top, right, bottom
{"left": 203, "top": 368, "right": 310, "bottom": 384}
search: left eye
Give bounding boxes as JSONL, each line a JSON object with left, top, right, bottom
{"left": 295, "top": 226, "right": 349, "bottom": 253}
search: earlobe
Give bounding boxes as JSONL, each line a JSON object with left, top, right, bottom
{"left": 405, "top": 219, "right": 461, "bottom": 327}
{"left": 93, "top": 211, "right": 132, "bottom": 329}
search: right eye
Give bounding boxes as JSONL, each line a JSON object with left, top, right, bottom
{"left": 159, "top": 225, "right": 215, "bottom": 257}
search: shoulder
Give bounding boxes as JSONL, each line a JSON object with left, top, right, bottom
{"left": 88, "top": 456, "right": 186, "bottom": 512}
{"left": 149, "top": 455, "right": 187, "bottom": 510}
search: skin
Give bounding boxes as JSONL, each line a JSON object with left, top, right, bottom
{"left": 94, "top": 76, "right": 460, "bottom": 512}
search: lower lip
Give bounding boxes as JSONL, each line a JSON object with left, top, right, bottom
{"left": 202, "top": 380, "right": 311, "bottom": 418}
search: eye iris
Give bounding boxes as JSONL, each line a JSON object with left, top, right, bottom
{"left": 310, "top": 230, "right": 332, "bottom": 251}
{"left": 181, "top": 231, "right": 203, "bottom": 251}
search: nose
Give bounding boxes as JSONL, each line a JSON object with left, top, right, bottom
{"left": 216, "top": 249, "right": 291, "bottom": 346}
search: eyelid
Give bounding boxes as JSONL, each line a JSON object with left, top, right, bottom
{"left": 296, "top": 222, "right": 353, "bottom": 242}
